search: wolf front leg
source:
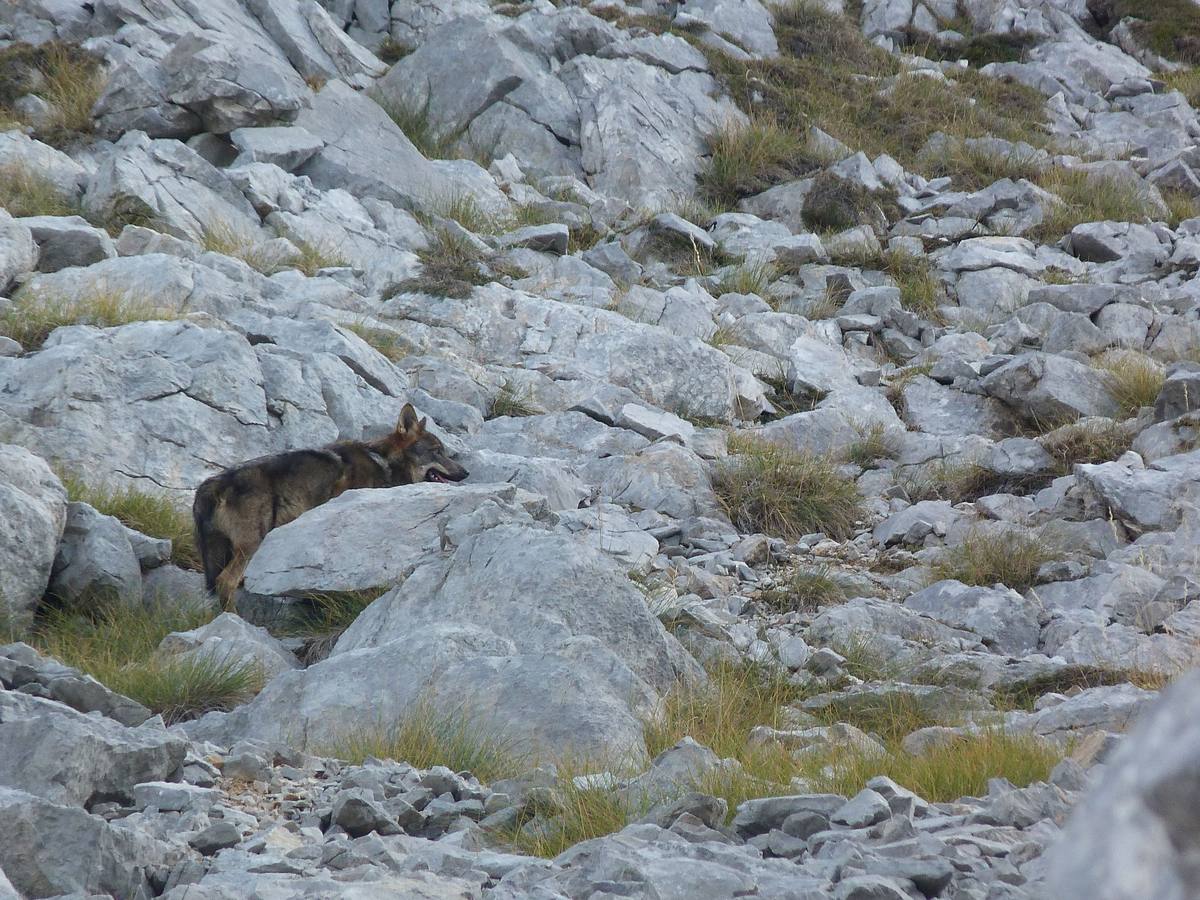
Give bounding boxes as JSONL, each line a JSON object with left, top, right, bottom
{"left": 214, "top": 548, "right": 252, "bottom": 612}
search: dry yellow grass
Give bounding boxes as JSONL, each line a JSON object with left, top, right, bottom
{"left": 1, "top": 287, "right": 177, "bottom": 349}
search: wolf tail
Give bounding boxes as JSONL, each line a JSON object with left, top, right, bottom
{"left": 192, "top": 480, "right": 231, "bottom": 595}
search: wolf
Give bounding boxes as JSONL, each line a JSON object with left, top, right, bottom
{"left": 192, "top": 403, "right": 468, "bottom": 608}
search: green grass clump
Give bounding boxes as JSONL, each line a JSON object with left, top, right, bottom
{"left": 200, "top": 221, "right": 290, "bottom": 274}
{"left": 644, "top": 661, "right": 807, "bottom": 762}
{"left": 291, "top": 238, "right": 349, "bottom": 276}
{"left": 427, "top": 193, "right": 509, "bottom": 235}
{"left": 880, "top": 249, "right": 941, "bottom": 318}
{"left": 34, "top": 603, "right": 264, "bottom": 724}
{"left": 705, "top": 1, "right": 1047, "bottom": 195}
{"left": 290, "top": 588, "right": 390, "bottom": 665}
{"left": 993, "top": 665, "right": 1170, "bottom": 711}
{"left": 322, "top": 697, "right": 527, "bottom": 783}
{"left": 1092, "top": 0, "right": 1200, "bottom": 65}
{"left": 1039, "top": 418, "right": 1133, "bottom": 473}
{"left": 342, "top": 322, "right": 410, "bottom": 362}
{"left": 502, "top": 760, "right": 644, "bottom": 859}
{"left": 1093, "top": 350, "right": 1166, "bottom": 418}
{"left": 0, "top": 163, "right": 80, "bottom": 217}
{"left": 844, "top": 422, "right": 901, "bottom": 468}
{"left": 715, "top": 259, "right": 778, "bottom": 298}
{"left": 1030, "top": 170, "right": 1166, "bottom": 245}
{"left": 1, "top": 287, "right": 176, "bottom": 349}
{"left": 391, "top": 227, "right": 489, "bottom": 299}
{"left": 370, "top": 89, "right": 459, "bottom": 159}
{"left": 375, "top": 37, "right": 413, "bottom": 65}
{"left": 802, "top": 170, "right": 896, "bottom": 233}
{"left": 488, "top": 380, "right": 541, "bottom": 419}
{"left": 818, "top": 729, "right": 1060, "bottom": 801}
{"left": 806, "top": 690, "right": 946, "bottom": 745}
{"left": 699, "top": 117, "right": 814, "bottom": 208}
{"left": 918, "top": 138, "right": 1046, "bottom": 192}
{"left": 918, "top": 28, "right": 1036, "bottom": 68}
{"left": 897, "top": 460, "right": 1041, "bottom": 504}
{"left": 0, "top": 41, "right": 105, "bottom": 146}
{"left": 757, "top": 566, "right": 845, "bottom": 613}
{"left": 930, "top": 528, "right": 1058, "bottom": 592}
{"left": 713, "top": 435, "right": 865, "bottom": 541}
{"left": 58, "top": 472, "right": 199, "bottom": 570}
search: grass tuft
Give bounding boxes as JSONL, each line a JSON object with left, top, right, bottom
{"left": 918, "top": 139, "right": 1046, "bottom": 192}
{"left": 699, "top": 117, "right": 814, "bottom": 208}
{"left": 502, "top": 759, "right": 643, "bottom": 859}
{"left": 1093, "top": 350, "right": 1165, "bottom": 418}
{"left": 704, "top": 1, "right": 1048, "bottom": 197}
{"left": 390, "top": 227, "right": 489, "bottom": 299}
{"left": 33, "top": 603, "right": 263, "bottom": 724}
{"left": 644, "top": 661, "right": 805, "bottom": 762}
{"left": 290, "top": 588, "right": 390, "bottom": 665}
{"left": 844, "top": 422, "right": 900, "bottom": 468}
{"left": 58, "top": 472, "right": 199, "bottom": 570}
{"left": 881, "top": 249, "right": 941, "bottom": 318}
{"left": 930, "top": 528, "right": 1058, "bottom": 592}
{"left": 801, "top": 170, "right": 895, "bottom": 233}
{"left": 818, "top": 729, "right": 1059, "bottom": 801}
{"left": 756, "top": 566, "right": 845, "bottom": 613}
{"left": 1039, "top": 418, "right": 1133, "bottom": 473}
{"left": 712, "top": 434, "right": 864, "bottom": 541}
{"left": 0, "top": 163, "right": 80, "bottom": 217}
{"left": 1030, "top": 170, "right": 1166, "bottom": 245}
{"left": 0, "top": 41, "right": 104, "bottom": 146}
{"left": 342, "top": 322, "right": 410, "bottom": 362}
{"left": 375, "top": 37, "right": 413, "bottom": 65}
{"left": 1, "top": 287, "right": 177, "bottom": 349}
{"left": 715, "top": 258, "right": 778, "bottom": 298}
{"left": 200, "top": 221, "right": 289, "bottom": 274}
{"left": 290, "top": 238, "right": 349, "bottom": 276}
{"left": 322, "top": 696, "right": 527, "bottom": 783}
{"left": 897, "top": 460, "right": 1042, "bottom": 504}
{"left": 370, "top": 89, "right": 461, "bottom": 159}
{"left": 488, "top": 380, "right": 541, "bottom": 419}
{"left": 1091, "top": 0, "right": 1200, "bottom": 65}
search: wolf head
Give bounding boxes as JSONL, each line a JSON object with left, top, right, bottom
{"left": 383, "top": 403, "right": 469, "bottom": 485}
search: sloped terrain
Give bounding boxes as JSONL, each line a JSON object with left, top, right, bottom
{"left": 2, "top": 0, "right": 1200, "bottom": 896}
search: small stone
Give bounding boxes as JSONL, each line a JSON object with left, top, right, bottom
{"left": 188, "top": 821, "right": 242, "bottom": 856}
{"left": 831, "top": 788, "right": 891, "bottom": 827}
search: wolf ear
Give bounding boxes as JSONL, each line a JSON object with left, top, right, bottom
{"left": 396, "top": 403, "right": 421, "bottom": 435}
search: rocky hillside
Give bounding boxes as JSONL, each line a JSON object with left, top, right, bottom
{"left": 3, "top": 0, "right": 1200, "bottom": 896}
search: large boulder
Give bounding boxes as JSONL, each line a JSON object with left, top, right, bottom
{"left": 0, "top": 320, "right": 413, "bottom": 498}
{"left": 0, "top": 445, "right": 68, "bottom": 629}
{"left": 382, "top": 284, "right": 766, "bottom": 421}
{"left": 373, "top": 16, "right": 581, "bottom": 178}
{"left": 158, "top": 612, "right": 299, "bottom": 679}
{"left": 295, "top": 80, "right": 452, "bottom": 212}
{"left": 0, "top": 690, "right": 187, "bottom": 807}
{"left": 0, "top": 210, "right": 37, "bottom": 294}
{"left": 981, "top": 352, "right": 1120, "bottom": 422}
{"left": 1072, "top": 451, "right": 1200, "bottom": 534}
{"left": 161, "top": 32, "right": 309, "bottom": 133}
{"left": 195, "top": 493, "right": 699, "bottom": 760}
{"left": 561, "top": 55, "right": 746, "bottom": 208}
{"left": 243, "top": 483, "right": 539, "bottom": 595}
{"left": 48, "top": 502, "right": 143, "bottom": 607}
{"left": 0, "top": 786, "right": 178, "bottom": 899}
{"left": 0, "top": 642, "right": 151, "bottom": 726}
{"left": 1046, "top": 672, "right": 1200, "bottom": 899}
{"left": 84, "top": 132, "right": 264, "bottom": 241}
{"left": 904, "top": 580, "right": 1042, "bottom": 655}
